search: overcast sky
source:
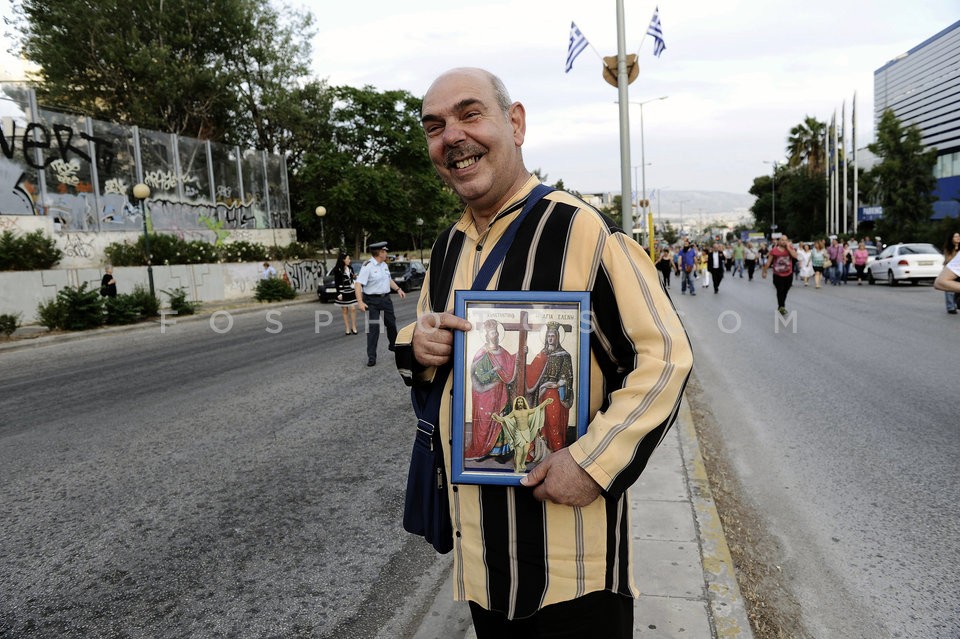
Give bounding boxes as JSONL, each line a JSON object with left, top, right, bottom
{"left": 2, "top": 1, "right": 956, "bottom": 203}
{"left": 303, "top": 0, "right": 957, "bottom": 198}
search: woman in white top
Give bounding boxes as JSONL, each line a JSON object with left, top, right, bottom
{"left": 797, "top": 243, "right": 814, "bottom": 286}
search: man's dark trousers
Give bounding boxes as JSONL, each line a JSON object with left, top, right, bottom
{"left": 364, "top": 293, "right": 398, "bottom": 361}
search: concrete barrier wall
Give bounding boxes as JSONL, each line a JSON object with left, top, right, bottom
{"left": 0, "top": 259, "right": 315, "bottom": 324}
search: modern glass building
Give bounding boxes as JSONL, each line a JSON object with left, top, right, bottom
{"left": 874, "top": 19, "right": 960, "bottom": 219}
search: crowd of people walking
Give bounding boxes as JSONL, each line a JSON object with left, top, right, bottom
{"left": 654, "top": 233, "right": 957, "bottom": 315}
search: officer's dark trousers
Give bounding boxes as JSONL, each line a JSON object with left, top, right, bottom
{"left": 363, "top": 293, "right": 397, "bottom": 361}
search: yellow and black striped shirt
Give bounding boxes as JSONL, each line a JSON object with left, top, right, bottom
{"left": 396, "top": 176, "right": 693, "bottom": 619}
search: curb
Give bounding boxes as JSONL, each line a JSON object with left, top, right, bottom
{"left": 0, "top": 295, "right": 318, "bottom": 353}
{"left": 677, "top": 400, "right": 754, "bottom": 638}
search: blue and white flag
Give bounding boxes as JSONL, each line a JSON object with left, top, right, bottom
{"left": 566, "top": 21, "right": 589, "bottom": 73}
{"left": 646, "top": 6, "right": 666, "bottom": 58}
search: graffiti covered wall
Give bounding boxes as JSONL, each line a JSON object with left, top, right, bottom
{"left": 0, "top": 86, "right": 291, "bottom": 234}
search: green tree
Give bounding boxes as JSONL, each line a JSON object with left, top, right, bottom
{"left": 11, "top": 0, "right": 313, "bottom": 146}
{"left": 290, "top": 86, "right": 458, "bottom": 254}
{"left": 661, "top": 220, "right": 679, "bottom": 245}
{"left": 866, "top": 109, "right": 938, "bottom": 242}
{"left": 787, "top": 116, "right": 826, "bottom": 176}
{"left": 750, "top": 168, "right": 826, "bottom": 240}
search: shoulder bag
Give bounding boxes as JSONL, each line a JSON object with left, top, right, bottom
{"left": 402, "top": 184, "right": 554, "bottom": 554}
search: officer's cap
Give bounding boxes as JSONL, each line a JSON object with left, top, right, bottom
{"left": 368, "top": 241, "right": 389, "bottom": 251}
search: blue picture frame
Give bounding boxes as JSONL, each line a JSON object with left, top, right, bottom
{"left": 451, "top": 290, "right": 591, "bottom": 486}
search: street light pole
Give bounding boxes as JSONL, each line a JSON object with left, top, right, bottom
{"left": 619, "top": 96, "right": 669, "bottom": 242}
{"left": 678, "top": 199, "right": 689, "bottom": 235}
{"left": 132, "top": 183, "right": 154, "bottom": 299}
{"left": 638, "top": 96, "right": 668, "bottom": 243}
{"left": 764, "top": 160, "right": 778, "bottom": 234}
{"left": 315, "top": 206, "right": 327, "bottom": 275}
{"left": 416, "top": 217, "right": 424, "bottom": 262}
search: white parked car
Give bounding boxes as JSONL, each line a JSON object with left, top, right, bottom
{"left": 867, "top": 243, "right": 944, "bottom": 286}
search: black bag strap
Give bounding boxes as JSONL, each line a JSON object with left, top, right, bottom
{"left": 415, "top": 183, "right": 555, "bottom": 437}
{"left": 471, "top": 183, "right": 553, "bottom": 292}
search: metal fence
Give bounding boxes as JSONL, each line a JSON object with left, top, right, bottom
{"left": 0, "top": 85, "right": 291, "bottom": 233}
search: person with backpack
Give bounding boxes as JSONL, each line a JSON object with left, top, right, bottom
{"left": 762, "top": 234, "right": 798, "bottom": 315}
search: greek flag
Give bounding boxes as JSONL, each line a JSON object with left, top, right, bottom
{"left": 565, "top": 22, "right": 588, "bottom": 73}
{"left": 646, "top": 6, "right": 666, "bottom": 58}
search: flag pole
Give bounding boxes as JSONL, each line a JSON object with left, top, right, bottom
{"left": 842, "top": 100, "right": 847, "bottom": 236}
{"left": 616, "top": 0, "right": 633, "bottom": 235}
{"left": 853, "top": 92, "right": 858, "bottom": 235}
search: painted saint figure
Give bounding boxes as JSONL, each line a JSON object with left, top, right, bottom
{"left": 466, "top": 320, "right": 517, "bottom": 460}
{"left": 525, "top": 322, "right": 574, "bottom": 452}
{"left": 491, "top": 396, "right": 554, "bottom": 474}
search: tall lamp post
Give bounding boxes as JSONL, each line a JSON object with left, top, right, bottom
{"left": 678, "top": 199, "right": 689, "bottom": 235}
{"left": 634, "top": 96, "right": 668, "bottom": 243}
{"left": 763, "top": 160, "right": 778, "bottom": 235}
{"left": 618, "top": 96, "right": 668, "bottom": 242}
{"left": 416, "top": 217, "right": 424, "bottom": 261}
{"left": 132, "top": 183, "right": 154, "bottom": 298}
{"left": 315, "top": 206, "right": 327, "bottom": 275}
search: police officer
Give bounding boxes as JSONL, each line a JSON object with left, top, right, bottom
{"left": 354, "top": 241, "right": 406, "bottom": 366}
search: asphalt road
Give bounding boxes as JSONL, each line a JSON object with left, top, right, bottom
{"left": 0, "top": 296, "right": 448, "bottom": 639}
{"left": 673, "top": 271, "right": 958, "bottom": 638}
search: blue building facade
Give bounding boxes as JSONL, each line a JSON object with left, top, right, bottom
{"left": 874, "top": 20, "right": 960, "bottom": 220}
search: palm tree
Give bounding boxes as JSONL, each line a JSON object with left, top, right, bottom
{"left": 787, "top": 116, "right": 826, "bottom": 176}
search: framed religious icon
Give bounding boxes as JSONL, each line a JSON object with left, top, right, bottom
{"left": 450, "top": 290, "right": 591, "bottom": 486}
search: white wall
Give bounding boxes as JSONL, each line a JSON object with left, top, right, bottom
{"left": 0, "top": 261, "right": 299, "bottom": 323}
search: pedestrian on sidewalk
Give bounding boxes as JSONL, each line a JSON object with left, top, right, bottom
{"left": 708, "top": 242, "right": 725, "bottom": 294}
{"left": 698, "top": 245, "right": 710, "bottom": 289}
{"left": 934, "top": 250, "right": 960, "bottom": 308}
{"left": 826, "top": 238, "right": 842, "bottom": 285}
{"left": 99, "top": 265, "right": 117, "bottom": 297}
{"left": 260, "top": 262, "right": 277, "bottom": 279}
{"left": 852, "top": 241, "right": 870, "bottom": 286}
{"left": 732, "top": 240, "right": 745, "bottom": 277}
{"left": 744, "top": 242, "right": 757, "bottom": 281}
{"left": 680, "top": 239, "right": 697, "bottom": 295}
{"left": 656, "top": 246, "right": 673, "bottom": 289}
{"left": 354, "top": 242, "right": 405, "bottom": 366}
{"left": 333, "top": 253, "right": 359, "bottom": 334}
{"left": 940, "top": 231, "right": 959, "bottom": 313}
{"left": 396, "top": 67, "right": 693, "bottom": 638}
{"left": 797, "top": 242, "right": 813, "bottom": 286}
{"left": 762, "top": 234, "right": 798, "bottom": 315}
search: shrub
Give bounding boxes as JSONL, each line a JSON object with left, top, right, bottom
{"left": 127, "top": 284, "right": 160, "bottom": 318}
{"left": 223, "top": 240, "right": 269, "bottom": 263}
{"left": 0, "top": 230, "right": 63, "bottom": 270}
{"left": 44, "top": 283, "right": 105, "bottom": 331}
{"left": 103, "top": 238, "right": 146, "bottom": 267}
{"left": 255, "top": 277, "right": 297, "bottom": 302}
{"left": 163, "top": 287, "right": 199, "bottom": 316}
{"left": 36, "top": 298, "right": 66, "bottom": 330}
{"left": 0, "top": 312, "right": 21, "bottom": 336}
{"left": 105, "top": 234, "right": 272, "bottom": 266}
{"left": 104, "top": 294, "right": 143, "bottom": 325}
{"left": 268, "top": 241, "right": 314, "bottom": 261}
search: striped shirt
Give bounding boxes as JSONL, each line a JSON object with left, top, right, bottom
{"left": 395, "top": 176, "right": 693, "bottom": 619}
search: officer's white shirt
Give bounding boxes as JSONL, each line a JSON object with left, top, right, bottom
{"left": 357, "top": 259, "right": 391, "bottom": 294}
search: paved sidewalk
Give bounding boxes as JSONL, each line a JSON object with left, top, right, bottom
{"left": 412, "top": 399, "right": 754, "bottom": 639}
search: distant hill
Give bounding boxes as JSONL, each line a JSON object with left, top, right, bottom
{"left": 652, "top": 190, "right": 757, "bottom": 219}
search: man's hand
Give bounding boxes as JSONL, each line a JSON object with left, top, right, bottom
{"left": 396, "top": 288, "right": 406, "bottom": 299}
{"left": 413, "top": 312, "right": 471, "bottom": 367}
{"left": 357, "top": 300, "right": 368, "bottom": 312}
{"left": 520, "top": 448, "right": 601, "bottom": 507}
